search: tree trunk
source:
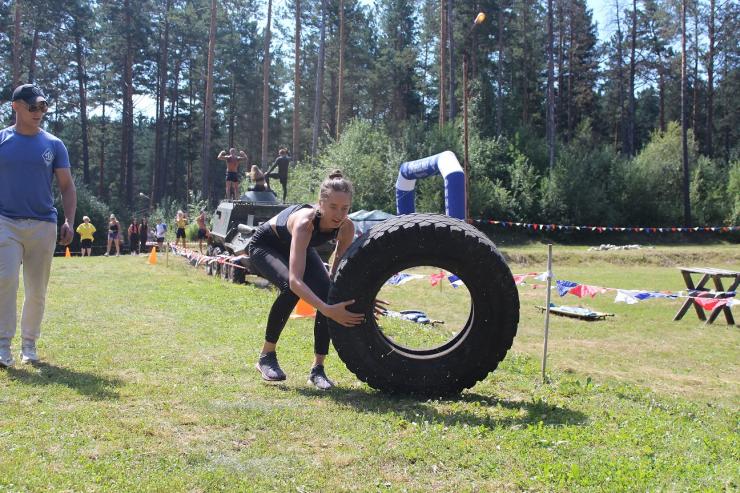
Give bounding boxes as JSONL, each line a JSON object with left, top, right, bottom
{"left": 566, "top": 0, "right": 573, "bottom": 137}
{"left": 658, "top": 62, "right": 665, "bottom": 131}
{"left": 293, "top": 0, "right": 301, "bottom": 162}
{"left": 311, "top": 0, "right": 326, "bottom": 160}
{"left": 28, "top": 28, "right": 39, "bottom": 83}
{"left": 557, "top": 0, "right": 565, "bottom": 134}
{"left": 439, "top": 0, "right": 446, "bottom": 126}
{"left": 99, "top": 94, "right": 106, "bottom": 199}
{"left": 496, "top": 1, "right": 504, "bottom": 135}
{"left": 74, "top": 28, "right": 90, "bottom": 185}
{"left": 201, "top": 0, "right": 217, "bottom": 200}
{"left": 228, "top": 72, "right": 236, "bottom": 148}
{"left": 547, "top": 0, "right": 556, "bottom": 169}
{"left": 447, "top": 0, "right": 456, "bottom": 120}
{"left": 153, "top": 0, "right": 171, "bottom": 205}
{"left": 165, "top": 55, "right": 182, "bottom": 200}
{"left": 706, "top": 0, "right": 714, "bottom": 155}
{"left": 692, "top": 6, "right": 699, "bottom": 134}
{"left": 121, "top": 0, "right": 135, "bottom": 205}
{"left": 12, "top": 1, "right": 22, "bottom": 87}
{"left": 261, "top": 0, "right": 273, "bottom": 167}
{"left": 336, "top": 0, "right": 345, "bottom": 138}
{"left": 627, "top": 0, "right": 637, "bottom": 155}
{"left": 614, "top": 0, "right": 626, "bottom": 153}
{"left": 293, "top": 0, "right": 301, "bottom": 160}
{"left": 680, "top": 0, "right": 691, "bottom": 226}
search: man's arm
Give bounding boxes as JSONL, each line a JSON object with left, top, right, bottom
{"left": 55, "top": 168, "right": 77, "bottom": 245}
{"left": 217, "top": 150, "right": 227, "bottom": 160}
{"left": 238, "top": 151, "right": 248, "bottom": 160}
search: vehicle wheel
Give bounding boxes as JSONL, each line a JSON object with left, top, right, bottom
{"left": 327, "top": 213, "right": 519, "bottom": 395}
{"left": 232, "top": 264, "right": 246, "bottom": 284}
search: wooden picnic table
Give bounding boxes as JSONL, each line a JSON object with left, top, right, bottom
{"left": 673, "top": 267, "right": 739, "bottom": 325}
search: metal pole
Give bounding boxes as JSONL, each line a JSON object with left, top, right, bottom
{"left": 463, "top": 51, "right": 470, "bottom": 222}
{"left": 541, "top": 243, "right": 553, "bottom": 382}
{"left": 165, "top": 241, "right": 169, "bottom": 267}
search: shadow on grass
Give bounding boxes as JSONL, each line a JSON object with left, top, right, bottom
{"left": 289, "top": 387, "right": 587, "bottom": 429}
{"left": 5, "top": 362, "right": 123, "bottom": 400}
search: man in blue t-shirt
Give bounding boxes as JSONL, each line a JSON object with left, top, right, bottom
{"left": 0, "top": 84, "right": 77, "bottom": 367}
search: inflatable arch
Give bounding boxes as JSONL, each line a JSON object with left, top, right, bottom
{"left": 395, "top": 151, "right": 465, "bottom": 219}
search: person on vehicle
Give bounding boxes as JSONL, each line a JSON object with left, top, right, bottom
{"left": 76, "top": 216, "right": 96, "bottom": 257}
{"left": 248, "top": 170, "right": 362, "bottom": 390}
{"left": 128, "top": 218, "right": 139, "bottom": 255}
{"left": 217, "top": 148, "right": 247, "bottom": 200}
{"left": 104, "top": 214, "right": 120, "bottom": 256}
{"left": 248, "top": 165, "right": 267, "bottom": 192}
{"left": 265, "top": 147, "right": 291, "bottom": 202}
{"left": 174, "top": 210, "right": 188, "bottom": 249}
{"left": 196, "top": 210, "right": 209, "bottom": 254}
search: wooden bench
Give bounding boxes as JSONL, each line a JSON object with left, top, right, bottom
{"left": 673, "top": 267, "right": 739, "bottom": 325}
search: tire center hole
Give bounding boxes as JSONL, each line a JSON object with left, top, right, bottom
{"left": 376, "top": 266, "right": 472, "bottom": 352}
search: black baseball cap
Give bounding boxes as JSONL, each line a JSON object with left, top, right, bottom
{"left": 12, "top": 84, "right": 47, "bottom": 105}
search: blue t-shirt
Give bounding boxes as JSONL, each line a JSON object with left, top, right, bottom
{"left": 0, "top": 126, "right": 71, "bottom": 223}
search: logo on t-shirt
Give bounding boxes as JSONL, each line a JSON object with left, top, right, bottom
{"left": 42, "top": 148, "right": 54, "bottom": 166}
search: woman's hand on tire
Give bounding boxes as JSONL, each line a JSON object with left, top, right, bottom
{"left": 322, "top": 300, "right": 364, "bottom": 327}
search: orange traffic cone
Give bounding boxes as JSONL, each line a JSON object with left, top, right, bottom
{"left": 64, "top": 247, "right": 71, "bottom": 258}
{"left": 290, "top": 298, "right": 316, "bottom": 319}
{"left": 148, "top": 247, "right": 157, "bottom": 265}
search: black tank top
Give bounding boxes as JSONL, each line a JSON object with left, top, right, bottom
{"left": 275, "top": 204, "right": 340, "bottom": 247}
{"left": 109, "top": 222, "right": 118, "bottom": 233}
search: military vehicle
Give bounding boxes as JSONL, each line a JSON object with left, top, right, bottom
{"left": 206, "top": 190, "right": 287, "bottom": 283}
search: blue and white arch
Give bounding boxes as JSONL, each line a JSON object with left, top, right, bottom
{"left": 395, "top": 151, "right": 465, "bottom": 219}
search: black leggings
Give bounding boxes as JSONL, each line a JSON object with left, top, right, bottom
{"left": 248, "top": 226, "right": 331, "bottom": 355}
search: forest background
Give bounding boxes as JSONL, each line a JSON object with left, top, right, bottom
{"left": 0, "top": 0, "right": 738, "bottom": 233}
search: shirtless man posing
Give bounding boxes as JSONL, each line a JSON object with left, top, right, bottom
{"left": 217, "top": 148, "right": 248, "bottom": 200}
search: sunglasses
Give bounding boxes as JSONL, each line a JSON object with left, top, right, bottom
{"left": 22, "top": 101, "right": 49, "bottom": 113}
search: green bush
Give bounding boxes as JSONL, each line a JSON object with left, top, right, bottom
{"left": 540, "top": 122, "right": 622, "bottom": 225}
{"left": 725, "top": 160, "right": 740, "bottom": 225}
{"left": 622, "top": 122, "right": 697, "bottom": 226}
{"left": 690, "top": 157, "right": 732, "bottom": 226}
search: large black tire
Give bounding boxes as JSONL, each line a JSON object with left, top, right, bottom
{"left": 328, "top": 213, "right": 519, "bottom": 395}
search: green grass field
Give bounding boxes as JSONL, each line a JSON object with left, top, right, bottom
{"left": 1, "top": 244, "right": 738, "bottom": 491}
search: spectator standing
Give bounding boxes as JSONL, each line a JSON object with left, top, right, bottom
{"left": 155, "top": 220, "right": 167, "bottom": 249}
{"left": 128, "top": 218, "right": 139, "bottom": 255}
{"left": 139, "top": 217, "right": 149, "bottom": 253}
{"left": 76, "top": 216, "right": 96, "bottom": 256}
{"left": 174, "top": 210, "right": 188, "bottom": 250}
{"left": 104, "top": 214, "right": 120, "bottom": 256}
{"left": 196, "top": 210, "right": 210, "bottom": 254}
{"left": 0, "top": 83, "right": 76, "bottom": 367}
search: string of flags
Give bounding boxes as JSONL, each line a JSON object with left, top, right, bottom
{"left": 168, "top": 244, "right": 738, "bottom": 312}
{"left": 383, "top": 270, "right": 739, "bottom": 310}
{"left": 475, "top": 219, "right": 739, "bottom": 234}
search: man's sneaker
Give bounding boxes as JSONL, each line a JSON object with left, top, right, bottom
{"left": 255, "top": 351, "right": 287, "bottom": 381}
{"left": 20, "top": 344, "right": 39, "bottom": 364}
{"left": 308, "top": 365, "right": 335, "bottom": 390}
{"left": 0, "top": 346, "right": 15, "bottom": 368}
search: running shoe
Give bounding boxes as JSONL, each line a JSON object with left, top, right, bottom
{"left": 307, "top": 365, "right": 335, "bottom": 390}
{"left": 255, "top": 351, "right": 287, "bottom": 381}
